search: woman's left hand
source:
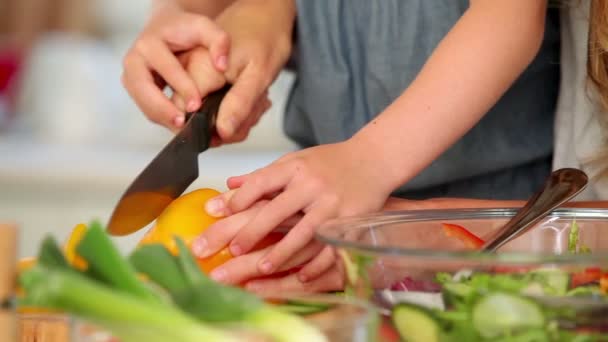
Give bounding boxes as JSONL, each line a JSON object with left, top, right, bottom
{"left": 192, "top": 138, "right": 396, "bottom": 282}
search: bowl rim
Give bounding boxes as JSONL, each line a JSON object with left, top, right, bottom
{"left": 315, "top": 207, "right": 608, "bottom": 265}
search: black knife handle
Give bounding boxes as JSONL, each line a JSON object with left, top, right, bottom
{"left": 189, "top": 85, "right": 231, "bottom": 152}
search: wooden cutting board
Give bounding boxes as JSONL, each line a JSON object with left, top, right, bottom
{"left": 18, "top": 314, "right": 70, "bottom": 342}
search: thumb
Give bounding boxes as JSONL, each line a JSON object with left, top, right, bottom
{"left": 216, "top": 65, "right": 269, "bottom": 140}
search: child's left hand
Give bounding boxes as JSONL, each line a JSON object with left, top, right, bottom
{"left": 192, "top": 138, "right": 396, "bottom": 282}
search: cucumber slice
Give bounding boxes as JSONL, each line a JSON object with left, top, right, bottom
{"left": 528, "top": 268, "right": 569, "bottom": 295}
{"left": 275, "top": 300, "right": 331, "bottom": 315}
{"left": 442, "top": 282, "right": 474, "bottom": 307}
{"left": 389, "top": 291, "right": 445, "bottom": 310}
{"left": 391, "top": 303, "right": 441, "bottom": 342}
{"left": 472, "top": 293, "right": 545, "bottom": 339}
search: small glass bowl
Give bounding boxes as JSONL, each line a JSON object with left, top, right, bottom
{"left": 316, "top": 208, "right": 608, "bottom": 341}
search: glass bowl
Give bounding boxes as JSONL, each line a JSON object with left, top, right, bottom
{"left": 19, "top": 294, "right": 379, "bottom": 342}
{"left": 316, "top": 208, "right": 608, "bottom": 341}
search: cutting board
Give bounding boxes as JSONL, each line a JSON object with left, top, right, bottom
{"left": 18, "top": 314, "right": 70, "bottom": 342}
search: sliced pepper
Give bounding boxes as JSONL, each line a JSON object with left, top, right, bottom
{"left": 64, "top": 223, "right": 88, "bottom": 270}
{"left": 601, "top": 273, "right": 608, "bottom": 295}
{"left": 571, "top": 267, "right": 603, "bottom": 288}
{"left": 442, "top": 223, "right": 485, "bottom": 249}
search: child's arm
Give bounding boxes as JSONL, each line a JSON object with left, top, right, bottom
{"left": 195, "top": 0, "right": 550, "bottom": 285}
{"left": 353, "top": 0, "right": 549, "bottom": 193}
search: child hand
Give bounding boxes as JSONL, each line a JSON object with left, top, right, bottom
{"left": 193, "top": 139, "right": 396, "bottom": 281}
{"left": 194, "top": 197, "right": 337, "bottom": 285}
{"left": 121, "top": 1, "right": 229, "bottom": 129}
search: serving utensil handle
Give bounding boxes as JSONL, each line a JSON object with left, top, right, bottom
{"left": 481, "top": 168, "right": 588, "bottom": 252}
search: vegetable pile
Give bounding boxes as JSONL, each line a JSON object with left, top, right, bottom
{"left": 17, "top": 221, "right": 328, "bottom": 342}
{"left": 385, "top": 222, "right": 608, "bottom": 342}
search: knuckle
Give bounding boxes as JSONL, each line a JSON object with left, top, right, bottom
{"left": 215, "top": 30, "right": 230, "bottom": 48}
{"left": 133, "top": 38, "right": 151, "bottom": 55}
{"left": 323, "top": 193, "right": 341, "bottom": 207}
{"left": 339, "top": 206, "right": 361, "bottom": 218}
{"left": 291, "top": 158, "right": 308, "bottom": 173}
{"left": 306, "top": 178, "right": 326, "bottom": 193}
{"left": 295, "top": 222, "right": 316, "bottom": 239}
{"left": 223, "top": 92, "right": 249, "bottom": 118}
{"left": 333, "top": 273, "right": 345, "bottom": 290}
{"left": 245, "top": 175, "right": 265, "bottom": 190}
{"left": 121, "top": 52, "right": 135, "bottom": 70}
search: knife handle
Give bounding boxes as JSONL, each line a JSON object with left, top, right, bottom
{"left": 189, "top": 85, "right": 231, "bottom": 152}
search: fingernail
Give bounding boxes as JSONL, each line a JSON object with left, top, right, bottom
{"left": 230, "top": 244, "right": 242, "bottom": 256}
{"left": 187, "top": 99, "right": 199, "bottom": 113}
{"left": 259, "top": 260, "right": 273, "bottom": 274}
{"left": 205, "top": 198, "right": 225, "bottom": 217}
{"left": 210, "top": 268, "right": 227, "bottom": 282}
{"left": 191, "top": 237, "right": 208, "bottom": 258}
{"left": 216, "top": 55, "right": 228, "bottom": 70}
{"left": 173, "top": 115, "right": 185, "bottom": 128}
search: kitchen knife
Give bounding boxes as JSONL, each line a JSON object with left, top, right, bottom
{"left": 107, "top": 86, "right": 229, "bottom": 236}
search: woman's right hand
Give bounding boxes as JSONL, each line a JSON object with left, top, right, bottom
{"left": 208, "top": 0, "right": 295, "bottom": 143}
{"left": 121, "top": 1, "right": 230, "bottom": 130}
{"left": 122, "top": 0, "right": 295, "bottom": 145}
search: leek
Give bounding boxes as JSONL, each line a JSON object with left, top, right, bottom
{"left": 130, "top": 238, "right": 328, "bottom": 342}
{"left": 20, "top": 221, "right": 328, "bottom": 342}
{"left": 20, "top": 266, "right": 238, "bottom": 342}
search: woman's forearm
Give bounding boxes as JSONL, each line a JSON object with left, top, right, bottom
{"left": 351, "top": 0, "right": 548, "bottom": 193}
{"left": 154, "top": 0, "right": 236, "bottom": 17}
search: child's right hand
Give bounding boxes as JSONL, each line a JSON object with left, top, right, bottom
{"left": 121, "top": 1, "right": 230, "bottom": 130}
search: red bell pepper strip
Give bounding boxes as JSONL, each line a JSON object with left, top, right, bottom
{"left": 571, "top": 267, "right": 603, "bottom": 288}
{"left": 601, "top": 273, "right": 608, "bottom": 294}
{"left": 442, "top": 223, "right": 485, "bottom": 249}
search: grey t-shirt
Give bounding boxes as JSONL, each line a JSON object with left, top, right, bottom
{"left": 284, "top": 0, "right": 560, "bottom": 200}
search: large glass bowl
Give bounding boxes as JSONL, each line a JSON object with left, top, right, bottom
{"left": 317, "top": 208, "right": 608, "bottom": 341}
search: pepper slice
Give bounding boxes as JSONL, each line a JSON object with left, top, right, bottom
{"left": 571, "top": 267, "right": 603, "bottom": 288}
{"left": 600, "top": 273, "right": 608, "bottom": 295}
{"left": 442, "top": 223, "right": 484, "bottom": 249}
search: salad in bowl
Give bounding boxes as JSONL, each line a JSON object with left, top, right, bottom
{"left": 317, "top": 208, "right": 608, "bottom": 341}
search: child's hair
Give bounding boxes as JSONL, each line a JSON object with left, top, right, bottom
{"left": 586, "top": 0, "right": 608, "bottom": 179}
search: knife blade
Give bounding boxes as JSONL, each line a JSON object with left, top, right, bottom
{"left": 107, "top": 86, "right": 229, "bottom": 236}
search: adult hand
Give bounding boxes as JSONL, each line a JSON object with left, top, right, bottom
{"left": 121, "top": 1, "right": 229, "bottom": 129}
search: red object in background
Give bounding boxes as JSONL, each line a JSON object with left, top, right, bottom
{"left": 390, "top": 276, "right": 442, "bottom": 293}
{"left": 442, "top": 223, "right": 485, "bottom": 249}
{"left": 0, "top": 48, "right": 24, "bottom": 112}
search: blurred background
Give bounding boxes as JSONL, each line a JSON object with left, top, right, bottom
{"left": 0, "top": 0, "right": 296, "bottom": 257}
